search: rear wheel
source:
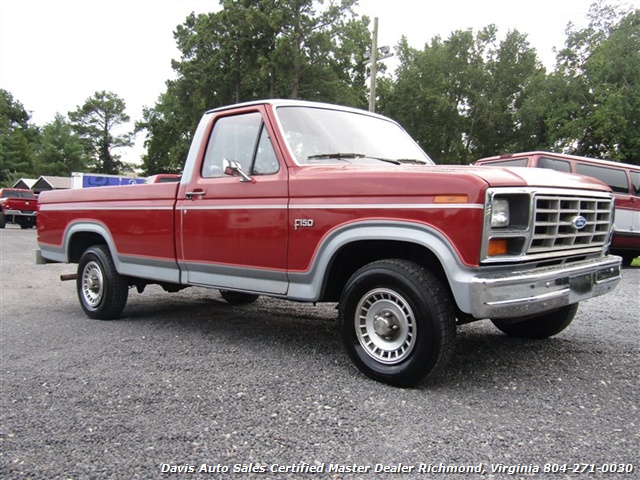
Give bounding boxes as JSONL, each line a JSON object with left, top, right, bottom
{"left": 77, "top": 245, "right": 129, "bottom": 320}
{"left": 18, "top": 217, "right": 34, "bottom": 229}
{"left": 490, "top": 303, "right": 579, "bottom": 339}
{"left": 339, "top": 259, "right": 456, "bottom": 387}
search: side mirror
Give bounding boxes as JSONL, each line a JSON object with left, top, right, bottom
{"left": 223, "top": 159, "right": 252, "bottom": 183}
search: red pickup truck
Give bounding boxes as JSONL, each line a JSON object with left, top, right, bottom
{"left": 36, "top": 100, "right": 622, "bottom": 386}
{"left": 0, "top": 188, "right": 37, "bottom": 229}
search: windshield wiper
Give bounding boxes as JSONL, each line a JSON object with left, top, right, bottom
{"left": 306, "top": 153, "right": 402, "bottom": 165}
{"left": 395, "top": 158, "right": 429, "bottom": 165}
{"left": 307, "top": 152, "right": 365, "bottom": 161}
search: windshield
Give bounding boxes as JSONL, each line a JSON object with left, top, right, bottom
{"left": 275, "top": 106, "right": 434, "bottom": 166}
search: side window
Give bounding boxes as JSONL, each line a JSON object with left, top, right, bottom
{"left": 537, "top": 157, "right": 571, "bottom": 172}
{"left": 576, "top": 163, "right": 629, "bottom": 194}
{"left": 202, "top": 113, "right": 261, "bottom": 178}
{"left": 202, "top": 112, "right": 279, "bottom": 178}
{"left": 252, "top": 125, "right": 279, "bottom": 175}
{"left": 631, "top": 171, "right": 640, "bottom": 197}
{"left": 479, "top": 158, "right": 529, "bottom": 167}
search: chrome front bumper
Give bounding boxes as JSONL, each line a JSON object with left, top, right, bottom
{"left": 470, "top": 255, "right": 622, "bottom": 319}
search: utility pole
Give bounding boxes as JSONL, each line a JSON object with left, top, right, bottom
{"left": 363, "top": 17, "right": 393, "bottom": 113}
{"left": 368, "top": 17, "right": 378, "bottom": 112}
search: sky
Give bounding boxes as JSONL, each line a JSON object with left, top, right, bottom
{"left": 1, "top": 0, "right": 638, "bottom": 165}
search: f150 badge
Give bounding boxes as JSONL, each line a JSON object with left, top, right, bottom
{"left": 294, "top": 219, "right": 314, "bottom": 230}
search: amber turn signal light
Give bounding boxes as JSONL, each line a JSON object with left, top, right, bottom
{"left": 433, "top": 195, "right": 468, "bottom": 204}
{"left": 488, "top": 238, "right": 508, "bottom": 256}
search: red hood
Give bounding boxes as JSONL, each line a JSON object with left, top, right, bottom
{"left": 288, "top": 164, "right": 612, "bottom": 203}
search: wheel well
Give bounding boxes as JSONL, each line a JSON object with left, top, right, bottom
{"left": 321, "top": 240, "right": 449, "bottom": 302}
{"left": 68, "top": 232, "right": 108, "bottom": 263}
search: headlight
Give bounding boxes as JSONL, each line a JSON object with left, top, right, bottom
{"left": 491, "top": 198, "right": 510, "bottom": 228}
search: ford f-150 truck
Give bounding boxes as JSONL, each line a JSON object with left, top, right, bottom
{"left": 36, "top": 100, "right": 622, "bottom": 386}
{"left": 0, "top": 188, "right": 37, "bottom": 229}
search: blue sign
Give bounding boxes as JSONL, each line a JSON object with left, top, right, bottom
{"left": 82, "top": 175, "right": 145, "bottom": 188}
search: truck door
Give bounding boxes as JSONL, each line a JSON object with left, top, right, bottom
{"left": 176, "top": 108, "right": 289, "bottom": 295}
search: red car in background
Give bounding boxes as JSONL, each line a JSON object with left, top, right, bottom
{"left": 146, "top": 174, "right": 181, "bottom": 184}
{"left": 0, "top": 188, "right": 38, "bottom": 229}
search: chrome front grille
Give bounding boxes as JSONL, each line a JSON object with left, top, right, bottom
{"left": 481, "top": 187, "right": 615, "bottom": 264}
{"left": 530, "top": 195, "right": 613, "bottom": 254}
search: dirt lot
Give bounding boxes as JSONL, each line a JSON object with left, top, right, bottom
{"left": 1, "top": 226, "right": 638, "bottom": 479}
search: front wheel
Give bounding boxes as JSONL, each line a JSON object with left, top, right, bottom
{"left": 490, "top": 303, "right": 579, "bottom": 339}
{"left": 77, "top": 245, "right": 129, "bottom": 320}
{"left": 339, "top": 259, "right": 456, "bottom": 387}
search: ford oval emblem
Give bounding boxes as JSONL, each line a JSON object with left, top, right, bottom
{"left": 572, "top": 215, "right": 588, "bottom": 229}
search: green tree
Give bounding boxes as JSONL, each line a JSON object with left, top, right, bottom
{"left": 272, "top": 0, "right": 369, "bottom": 102}
{"left": 581, "top": 8, "right": 640, "bottom": 162}
{"left": 382, "top": 33, "right": 477, "bottom": 163}
{"left": 35, "top": 114, "right": 89, "bottom": 176}
{"left": 137, "top": 92, "right": 191, "bottom": 175}
{"left": 466, "top": 27, "right": 543, "bottom": 158}
{"left": 0, "top": 89, "right": 39, "bottom": 185}
{"left": 137, "top": 0, "right": 370, "bottom": 174}
{"left": 69, "top": 91, "right": 133, "bottom": 174}
{"left": 383, "top": 26, "right": 542, "bottom": 164}
{"left": 513, "top": 71, "right": 566, "bottom": 151}
{"left": 551, "top": 1, "right": 639, "bottom": 163}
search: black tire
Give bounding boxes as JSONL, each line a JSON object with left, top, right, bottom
{"left": 490, "top": 303, "right": 579, "bottom": 339}
{"left": 220, "top": 290, "right": 259, "bottom": 305}
{"left": 19, "top": 218, "right": 33, "bottom": 229}
{"left": 339, "top": 259, "right": 456, "bottom": 387}
{"left": 0, "top": 212, "right": 5, "bottom": 229}
{"left": 77, "top": 245, "right": 129, "bottom": 320}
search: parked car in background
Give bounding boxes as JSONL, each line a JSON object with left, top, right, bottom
{"left": 0, "top": 188, "right": 37, "bottom": 229}
{"left": 146, "top": 174, "right": 181, "bottom": 184}
{"left": 475, "top": 152, "right": 640, "bottom": 265}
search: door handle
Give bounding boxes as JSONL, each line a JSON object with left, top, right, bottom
{"left": 185, "top": 189, "right": 205, "bottom": 200}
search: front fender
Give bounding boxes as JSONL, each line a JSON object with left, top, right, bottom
{"left": 287, "top": 220, "right": 476, "bottom": 312}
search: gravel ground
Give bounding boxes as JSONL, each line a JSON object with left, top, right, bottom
{"left": 1, "top": 227, "right": 638, "bottom": 480}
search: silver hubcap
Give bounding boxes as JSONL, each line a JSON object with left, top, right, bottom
{"left": 355, "top": 288, "right": 416, "bottom": 364}
{"left": 81, "top": 261, "right": 104, "bottom": 308}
